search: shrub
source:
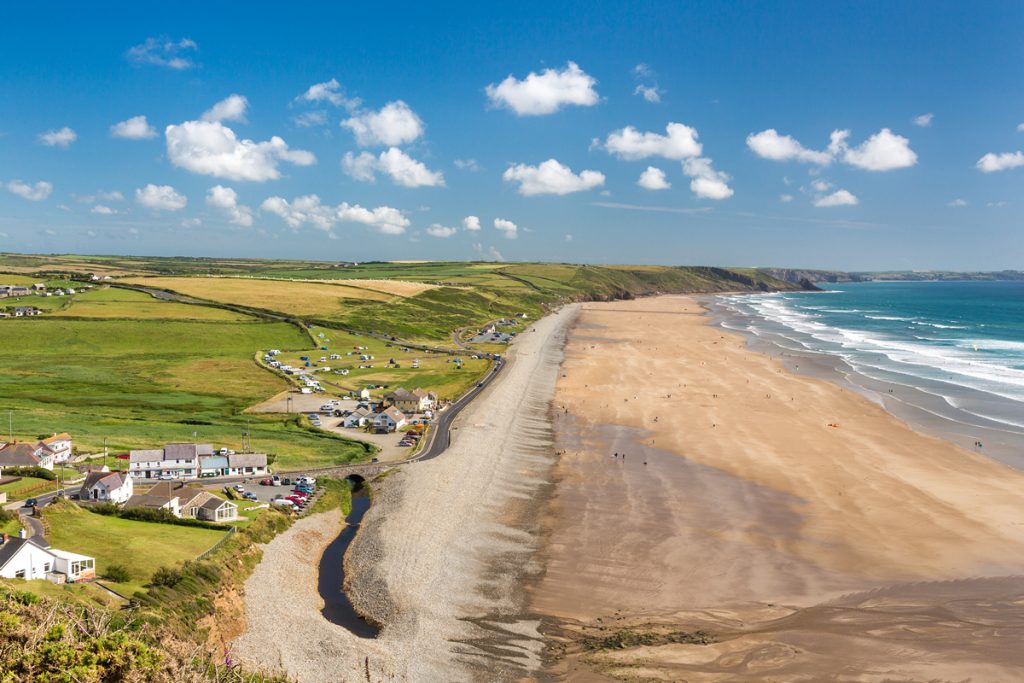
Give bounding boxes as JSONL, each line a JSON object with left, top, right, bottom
{"left": 3, "top": 466, "right": 56, "bottom": 481}
{"left": 150, "top": 567, "right": 182, "bottom": 588}
{"left": 103, "top": 564, "right": 131, "bottom": 583}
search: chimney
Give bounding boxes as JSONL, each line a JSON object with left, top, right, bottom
{"left": 1, "top": 533, "right": 8, "bottom": 545}
{"left": 18, "top": 528, "right": 25, "bottom": 539}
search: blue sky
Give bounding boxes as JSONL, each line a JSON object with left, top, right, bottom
{"left": 1, "top": 1, "right": 1022, "bottom": 270}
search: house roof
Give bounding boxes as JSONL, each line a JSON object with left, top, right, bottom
{"left": 126, "top": 481, "right": 205, "bottom": 510}
{"left": 199, "top": 455, "right": 229, "bottom": 468}
{"left": 0, "top": 537, "right": 49, "bottom": 572}
{"left": 128, "top": 449, "right": 165, "bottom": 463}
{"left": 200, "top": 496, "right": 235, "bottom": 511}
{"left": 164, "top": 443, "right": 202, "bottom": 460}
{"left": 40, "top": 433, "right": 71, "bottom": 445}
{"left": 228, "top": 453, "right": 267, "bottom": 468}
{"left": 48, "top": 548, "right": 94, "bottom": 563}
{"left": 129, "top": 443, "right": 213, "bottom": 462}
{"left": 386, "top": 388, "right": 418, "bottom": 401}
{"left": 82, "top": 470, "right": 128, "bottom": 492}
{"left": 380, "top": 406, "right": 407, "bottom": 420}
{"left": 0, "top": 443, "right": 43, "bottom": 467}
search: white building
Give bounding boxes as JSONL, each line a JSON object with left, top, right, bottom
{"left": 0, "top": 535, "right": 96, "bottom": 583}
{"left": 373, "top": 407, "right": 407, "bottom": 433}
{"left": 80, "top": 470, "right": 134, "bottom": 504}
{"left": 38, "top": 432, "right": 72, "bottom": 463}
{"left": 128, "top": 443, "right": 213, "bottom": 480}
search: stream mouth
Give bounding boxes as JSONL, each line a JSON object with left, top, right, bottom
{"left": 318, "top": 480, "right": 380, "bottom": 638}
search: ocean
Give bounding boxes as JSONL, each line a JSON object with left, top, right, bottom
{"left": 712, "top": 281, "right": 1024, "bottom": 468}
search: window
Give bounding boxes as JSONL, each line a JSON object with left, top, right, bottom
{"left": 43, "top": 562, "right": 50, "bottom": 572}
{"left": 14, "top": 570, "right": 25, "bottom": 579}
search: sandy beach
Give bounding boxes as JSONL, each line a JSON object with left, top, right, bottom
{"left": 534, "top": 295, "right": 1024, "bottom": 681}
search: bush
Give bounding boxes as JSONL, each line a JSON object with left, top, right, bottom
{"left": 3, "top": 466, "right": 56, "bottom": 481}
{"left": 150, "top": 567, "right": 181, "bottom": 588}
{"left": 0, "top": 509, "right": 17, "bottom": 525}
{"left": 103, "top": 564, "right": 131, "bottom": 583}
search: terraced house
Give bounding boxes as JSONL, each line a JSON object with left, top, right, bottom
{"left": 128, "top": 443, "right": 212, "bottom": 480}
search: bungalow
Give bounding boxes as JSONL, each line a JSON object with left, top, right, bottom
{"left": 81, "top": 470, "right": 134, "bottom": 504}
{"left": 38, "top": 432, "right": 72, "bottom": 463}
{"left": 373, "top": 407, "right": 407, "bottom": 433}
{"left": 197, "top": 496, "right": 238, "bottom": 523}
{"left": 0, "top": 442, "right": 54, "bottom": 470}
{"left": 226, "top": 452, "right": 268, "bottom": 477}
{"left": 125, "top": 481, "right": 238, "bottom": 522}
{"left": 128, "top": 443, "right": 213, "bottom": 480}
{"left": 0, "top": 534, "right": 96, "bottom": 583}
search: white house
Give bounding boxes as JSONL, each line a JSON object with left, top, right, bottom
{"left": 0, "top": 442, "right": 54, "bottom": 470}
{"left": 128, "top": 443, "right": 213, "bottom": 480}
{"left": 373, "top": 407, "right": 407, "bottom": 433}
{"left": 342, "top": 407, "right": 373, "bottom": 428}
{"left": 80, "top": 470, "right": 133, "bottom": 504}
{"left": 359, "top": 388, "right": 372, "bottom": 401}
{"left": 0, "top": 535, "right": 96, "bottom": 583}
{"left": 38, "top": 432, "right": 72, "bottom": 463}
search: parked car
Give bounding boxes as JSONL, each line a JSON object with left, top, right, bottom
{"left": 282, "top": 477, "right": 292, "bottom": 486}
{"left": 259, "top": 478, "right": 273, "bottom": 486}
{"left": 271, "top": 475, "right": 281, "bottom": 485}
{"left": 272, "top": 499, "right": 295, "bottom": 509}
{"left": 24, "top": 498, "right": 38, "bottom": 508}
{"left": 233, "top": 484, "right": 245, "bottom": 492}
{"left": 243, "top": 492, "right": 258, "bottom": 501}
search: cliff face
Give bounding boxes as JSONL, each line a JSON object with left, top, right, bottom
{"left": 759, "top": 268, "right": 863, "bottom": 284}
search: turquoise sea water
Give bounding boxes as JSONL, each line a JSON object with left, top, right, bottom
{"left": 716, "top": 281, "right": 1024, "bottom": 462}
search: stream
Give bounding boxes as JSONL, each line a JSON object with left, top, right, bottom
{"left": 317, "top": 484, "right": 379, "bottom": 638}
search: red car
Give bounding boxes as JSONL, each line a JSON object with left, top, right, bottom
{"left": 259, "top": 478, "right": 273, "bottom": 486}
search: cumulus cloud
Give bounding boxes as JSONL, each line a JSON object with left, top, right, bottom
{"left": 136, "top": 184, "right": 187, "bottom": 211}
{"left": 125, "top": 37, "right": 198, "bottom": 70}
{"left": 296, "top": 78, "right": 360, "bottom": 110}
{"left": 91, "top": 204, "right": 118, "bottom": 215}
{"left": 341, "top": 101, "right": 424, "bottom": 146}
{"left": 637, "top": 166, "right": 670, "bottom": 190}
{"left": 342, "top": 148, "right": 445, "bottom": 188}
{"left": 814, "top": 189, "right": 858, "bottom": 207}
{"left": 842, "top": 128, "right": 917, "bottom": 171}
{"left": 462, "top": 215, "right": 481, "bottom": 231}
{"left": 494, "top": 218, "right": 518, "bottom": 239}
{"left": 948, "top": 198, "right": 968, "bottom": 207}
{"left": 503, "top": 159, "right": 605, "bottom": 196}
{"left": 166, "top": 119, "right": 315, "bottom": 182}
{"left": 748, "top": 127, "right": 917, "bottom": 171}
{"left": 780, "top": 194, "right": 794, "bottom": 202}
{"left": 603, "top": 123, "right": 702, "bottom": 160}
{"left": 632, "top": 64, "right": 663, "bottom": 103}
{"left": 634, "top": 85, "right": 662, "bottom": 103}
{"left": 260, "top": 194, "right": 410, "bottom": 235}
{"left": 976, "top": 151, "right": 1024, "bottom": 173}
{"left": 111, "top": 115, "right": 157, "bottom": 139}
{"left": 811, "top": 179, "right": 832, "bottom": 192}
{"left": 914, "top": 113, "right": 934, "bottom": 127}
{"left": 6, "top": 180, "right": 53, "bottom": 201}
{"left": 206, "top": 185, "right": 253, "bottom": 226}
{"left": 202, "top": 95, "right": 249, "bottom": 123}
{"left": 682, "top": 158, "right": 733, "bottom": 200}
{"left": 745, "top": 129, "right": 833, "bottom": 164}
{"left": 426, "top": 224, "right": 457, "bottom": 238}
{"left": 486, "top": 62, "right": 599, "bottom": 116}
{"left": 38, "top": 127, "right": 76, "bottom": 148}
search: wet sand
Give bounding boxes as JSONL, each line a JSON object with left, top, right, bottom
{"left": 534, "top": 296, "right": 1024, "bottom": 681}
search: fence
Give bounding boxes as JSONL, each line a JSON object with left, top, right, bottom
{"left": 197, "top": 526, "right": 237, "bottom": 561}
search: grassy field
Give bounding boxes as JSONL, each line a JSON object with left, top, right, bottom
{"left": 54, "top": 286, "right": 253, "bottom": 321}
{"left": 0, "top": 477, "right": 58, "bottom": 501}
{"left": 122, "top": 275, "right": 394, "bottom": 314}
{"left": 0, "top": 317, "right": 371, "bottom": 470}
{"left": 43, "top": 501, "right": 227, "bottom": 596}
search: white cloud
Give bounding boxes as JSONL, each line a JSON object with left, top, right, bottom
{"left": 746, "top": 129, "right": 832, "bottom": 164}
{"left": 38, "top": 127, "right": 76, "bottom": 148}
{"left": 503, "top": 159, "right": 605, "bottom": 196}
{"left": 637, "top": 166, "right": 670, "bottom": 190}
{"left": 749, "top": 127, "right": 917, "bottom": 172}
{"left": 136, "top": 184, "right": 187, "bottom": 211}
{"left": 1017, "top": 123, "right": 1024, "bottom": 133}
{"left": 780, "top": 194, "right": 794, "bottom": 202}
{"left": 564, "top": 233, "right": 573, "bottom": 242}
{"left": 342, "top": 148, "right": 445, "bottom": 188}
{"left": 842, "top": 128, "right": 917, "bottom": 171}
{"left": 111, "top": 115, "right": 157, "bottom": 139}
{"left": 91, "top": 204, "right": 118, "bottom": 215}
{"left": 814, "top": 189, "right": 858, "bottom": 207}
{"left": 260, "top": 194, "right": 409, "bottom": 235}
{"left": 206, "top": 185, "right": 253, "bottom": 226}
{"left": 341, "top": 101, "right": 424, "bottom": 146}
{"left": 202, "top": 94, "right": 249, "bottom": 123}
{"left": 811, "top": 179, "right": 832, "bottom": 192}
{"left": 494, "top": 218, "right": 518, "bottom": 239}
{"left": 181, "top": 217, "right": 202, "bottom": 228}
{"left": 292, "top": 111, "right": 328, "bottom": 128}
{"left": 6, "top": 180, "right": 52, "bottom": 201}
{"left": 976, "top": 151, "right": 1024, "bottom": 173}
{"left": 948, "top": 198, "right": 968, "bottom": 207}
{"left": 166, "top": 119, "right": 315, "bottom": 182}
{"left": 454, "top": 158, "right": 480, "bottom": 171}
{"left": 603, "top": 123, "right": 702, "bottom": 160}
{"left": 426, "top": 224, "right": 457, "bottom": 238}
{"left": 914, "top": 113, "right": 934, "bottom": 127}
{"left": 126, "top": 37, "right": 198, "bottom": 70}
{"left": 486, "top": 61, "right": 599, "bottom": 116}
{"left": 296, "top": 78, "right": 360, "bottom": 110}
{"left": 77, "top": 190, "right": 124, "bottom": 204}
{"left": 682, "top": 158, "right": 733, "bottom": 200}
{"left": 462, "top": 215, "right": 481, "bottom": 231}
{"left": 634, "top": 85, "right": 662, "bottom": 103}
